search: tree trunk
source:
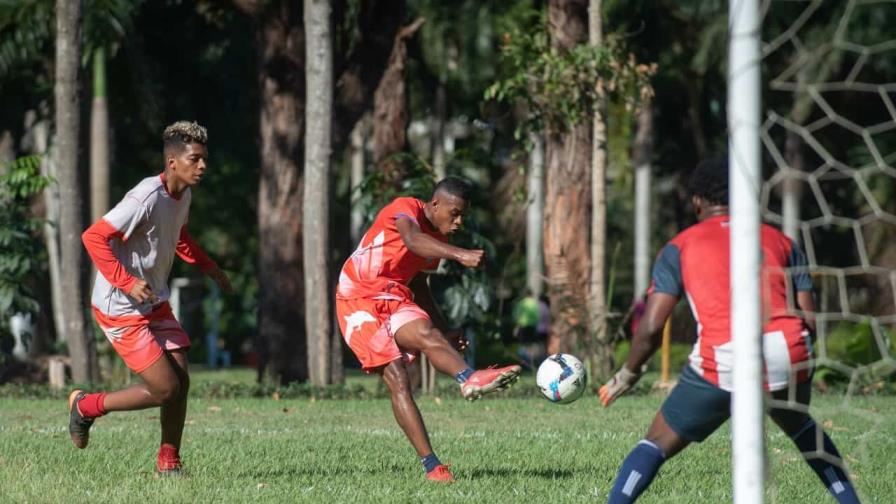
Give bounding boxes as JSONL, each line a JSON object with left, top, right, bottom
{"left": 90, "top": 47, "right": 109, "bottom": 223}
{"left": 332, "top": 0, "right": 406, "bottom": 154}
{"left": 633, "top": 99, "right": 654, "bottom": 298}
{"left": 304, "top": 0, "right": 333, "bottom": 386}
{"left": 587, "top": 0, "right": 612, "bottom": 380}
{"left": 545, "top": 0, "right": 591, "bottom": 355}
{"left": 526, "top": 133, "right": 545, "bottom": 298}
{"left": 252, "top": 1, "right": 308, "bottom": 384}
{"left": 432, "top": 83, "right": 447, "bottom": 180}
{"left": 371, "top": 17, "right": 425, "bottom": 186}
{"left": 55, "top": 0, "right": 100, "bottom": 383}
{"left": 26, "top": 110, "right": 65, "bottom": 357}
{"left": 349, "top": 115, "right": 367, "bottom": 244}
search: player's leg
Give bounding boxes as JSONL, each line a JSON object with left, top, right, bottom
{"left": 606, "top": 411, "right": 688, "bottom": 504}
{"left": 377, "top": 359, "right": 453, "bottom": 482}
{"left": 68, "top": 350, "right": 182, "bottom": 449}
{"left": 768, "top": 382, "right": 860, "bottom": 503}
{"left": 394, "top": 317, "right": 521, "bottom": 400}
{"left": 607, "top": 365, "right": 726, "bottom": 504}
{"left": 157, "top": 349, "right": 189, "bottom": 473}
{"left": 393, "top": 318, "right": 467, "bottom": 376}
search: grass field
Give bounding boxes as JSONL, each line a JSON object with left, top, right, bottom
{"left": 1, "top": 369, "right": 894, "bottom": 503}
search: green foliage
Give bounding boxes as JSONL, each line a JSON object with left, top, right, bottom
{"left": 815, "top": 321, "right": 896, "bottom": 386}
{"left": 484, "top": 10, "right": 655, "bottom": 142}
{"left": 0, "top": 155, "right": 50, "bottom": 326}
{"left": 0, "top": 0, "right": 52, "bottom": 79}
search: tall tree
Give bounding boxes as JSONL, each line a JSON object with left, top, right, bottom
{"left": 234, "top": 0, "right": 308, "bottom": 383}
{"left": 544, "top": 0, "right": 592, "bottom": 356}
{"left": 54, "top": 0, "right": 99, "bottom": 383}
{"left": 526, "top": 133, "right": 545, "bottom": 298}
{"left": 587, "top": 0, "right": 612, "bottom": 379}
{"left": 303, "top": 0, "right": 333, "bottom": 386}
{"left": 89, "top": 46, "right": 108, "bottom": 223}
{"left": 632, "top": 98, "right": 653, "bottom": 298}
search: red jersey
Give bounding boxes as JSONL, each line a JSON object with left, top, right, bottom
{"left": 649, "top": 216, "right": 814, "bottom": 391}
{"left": 337, "top": 197, "right": 447, "bottom": 300}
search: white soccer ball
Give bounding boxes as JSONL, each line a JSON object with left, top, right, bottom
{"left": 536, "top": 353, "right": 587, "bottom": 404}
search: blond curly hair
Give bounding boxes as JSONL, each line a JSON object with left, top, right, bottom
{"left": 163, "top": 121, "right": 208, "bottom": 148}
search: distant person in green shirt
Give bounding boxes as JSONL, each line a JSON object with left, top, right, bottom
{"left": 513, "top": 290, "right": 550, "bottom": 369}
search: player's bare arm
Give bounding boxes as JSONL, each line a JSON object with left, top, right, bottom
{"left": 396, "top": 217, "right": 483, "bottom": 268}
{"left": 599, "top": 292, "right": 678, "bottom": 407}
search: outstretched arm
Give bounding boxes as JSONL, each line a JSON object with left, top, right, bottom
{"left": 396, "top": 217, "right": 483, "bottom": 268}
{"left": 599, "top": 292, "right": 678, "bottom": 407}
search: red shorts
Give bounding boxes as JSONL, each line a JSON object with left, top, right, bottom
{"left": 335, "top": 296, "right": 430, "bottom": 371}
{"left": 92, "top": 303, "right": 190, "bottom": 373}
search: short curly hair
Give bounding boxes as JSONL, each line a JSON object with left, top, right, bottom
{"left": 163, "top": 121, "right": 207, "bottom": 156}
{"left": 688, "top": 156, "right": 729, "bottom": 206}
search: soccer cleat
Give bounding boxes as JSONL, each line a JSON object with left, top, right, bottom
{"left": 156, "top": 444, "right": 184, "bottom": 476}
{"left": 68, "top": 389, "right": 95, "bottom": 449}
{"left": 460, "top": 364, "right": 522, "bottom": 401}
{"left": 156, "top": 457, "right": 184, "bottom": 476}
{"left": 425, "top": 464, "right": 454, "bottom": 482}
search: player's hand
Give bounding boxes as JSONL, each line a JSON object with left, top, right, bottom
{"left": 456, "top": 249, "right": 485, "bottom": 268}
{"left": 598, "top": 365, "right": 642, "bottom": 407}
{"left": 208, "top": 267, "right": 234, "bottom": 295}
{"left": 444, "top": 328, "right": 469, "bottom": 352}
{"left": 128, "top": 280, "right": 159, "bottom": 304}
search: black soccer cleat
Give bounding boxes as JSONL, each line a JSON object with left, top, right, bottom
{"left": 68, "top": 389, "right": 95, "bottom": 449}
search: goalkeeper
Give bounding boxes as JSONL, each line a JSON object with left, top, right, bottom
{"left": 600, "top": 157, "right": 861, "bottom": 504}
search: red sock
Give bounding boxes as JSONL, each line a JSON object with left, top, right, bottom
{"left": 158, "top": 443, "right": 179, "bottom": 460}
{"left": 77, "top": 392, "right": 107, "bottom": 418}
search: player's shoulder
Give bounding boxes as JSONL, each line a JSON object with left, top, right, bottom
{"left": 387, "top": 196, "right": 424, "bottom": 211}
{"left": 125, "top": 175, "right": 165, "bottom": 205}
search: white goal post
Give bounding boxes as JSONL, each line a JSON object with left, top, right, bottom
{"left": 728, "top": 0, "right": 764, "bottom": 503}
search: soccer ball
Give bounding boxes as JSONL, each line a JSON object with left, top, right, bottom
{"left": 536, "top": 353, "right": 587, "bottom": 404}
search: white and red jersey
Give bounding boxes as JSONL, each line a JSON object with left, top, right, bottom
{"left": 649, "top": 216, "right": 814, "bottom": 391}
{"left": 83, "top": 173, "right": 216, "bottom": 318}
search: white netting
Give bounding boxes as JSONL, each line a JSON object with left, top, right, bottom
{"left": 759, "top": 0, "right": 896, "bottom": 499}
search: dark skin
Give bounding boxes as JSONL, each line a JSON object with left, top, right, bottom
{"left": 378, "top": 188, "right": 481, "bottom": 458}
{"left": 609, "top": 195, "right": 818, "bottom": 458}
{"left": 102, "top": 142, "right": 232, "bottom": 452}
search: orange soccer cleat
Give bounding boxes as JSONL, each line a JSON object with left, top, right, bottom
{"left": 425, "top": 464, "right": 455, "bottom": 482}
{"left": 460, "top": 364, "right": 522, "bottom": 401}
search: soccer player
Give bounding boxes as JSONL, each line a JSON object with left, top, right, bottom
{"left": 336, "top": 177, "right": 522, "bottom": 482}
{"left": 600, "top": 158, "right": 861, "bottom": 503}
{"left": 69, "top": 121, "right": 233, "bottom": 475}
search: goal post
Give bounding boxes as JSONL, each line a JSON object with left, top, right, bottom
{"left": 728, "top": 0, "right": 765, "bottom": 503}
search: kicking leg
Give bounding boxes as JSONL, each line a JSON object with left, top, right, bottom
{"left": 378, "top": 359, "right": 452, "bottom": 482}
{"left": 394, "top": 319, "right": 521, "bottom": 400}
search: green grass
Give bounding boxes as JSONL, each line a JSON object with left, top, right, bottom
{"left": 1, "top": 372, "right": 894, "bottom": 502}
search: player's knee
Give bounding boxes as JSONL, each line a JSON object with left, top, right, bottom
{"left": 419, "top": 327, "right": 449, "bottom": 350}
{"left": 151, "top": 380, "right": 181, "bottom": 405}
{"left": 382, "top": 365, "right": 412, "bottom": 398}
